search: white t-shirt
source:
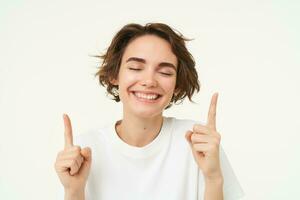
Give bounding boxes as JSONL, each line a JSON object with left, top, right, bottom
{"left": 73, "top": 117, "right": 244, "bottom": 200}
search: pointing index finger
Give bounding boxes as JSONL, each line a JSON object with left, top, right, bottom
{"left": 63, "top": 113, "right": 73, "bottom": 148}
{"left": 207, "top": 92, "right": 218, "bottom": 130}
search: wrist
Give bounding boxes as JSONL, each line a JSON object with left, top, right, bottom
{"left": 204, "top": 172, "right": 224, "bottom": 184}
{"left": 204, "top": 176, "right": 224, "bottom": 200}
{"left": 64, "top": 188, "right": 85, "bottom": 200}
{"left": 205, "top": 176, "right": 224, "bottom": 185}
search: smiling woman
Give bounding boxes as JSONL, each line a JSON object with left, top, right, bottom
{"left": 96, "top": 23, "right": 200, "bottom": 109}
{"left": 54, "top": 23, "right": 244, "bottom": 200}
{"left": 111, "top": 34, "right": 178, "bottom": 119}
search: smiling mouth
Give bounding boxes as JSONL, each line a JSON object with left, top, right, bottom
{"left": 131, "top": 91, "right": 162, "bottom": 101}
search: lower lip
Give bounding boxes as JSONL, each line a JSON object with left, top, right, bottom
{"left": 131, "top": 92, "right": 161, "bottom": 103}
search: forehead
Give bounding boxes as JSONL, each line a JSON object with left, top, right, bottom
{"left": 121, "top": 35, "right": 178, "bottom": 66}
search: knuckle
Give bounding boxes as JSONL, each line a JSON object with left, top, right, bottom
{"left": 73, "top": 145, "right": 81, "bottom": 150}
{"left": 70, "top": 159, "right": 77, "bottom": 166}
{"left": 193, "top": 124, "right": 201, "bottom": 132}
{"left": 79, "top": 156, "right": 84, "bottom": 164}
{"left": 191, "top": 134, "right": 200, "bottom": 144}
{"left": 72, "top": 164, "right": 79, "bottom": 172}
{"left": 76, "top": 155, "right": 83, "bottom": 164}
{"left": 192, "top": 125, "right": 197, "bottom": 132}
{"left": 57, "top": 150, "right": 65, "bottom": 157}
{"left": 191, "top": 133, "right": 196, "bottom": 141}
{"left": 214, "top": 138, "right": 220, "bottom": 145}
{"left": 212, "top": 112, "right": 216, "bottom": 117}
{"left": 72, "top": 145, "right": 81, "bottom": 153}
{"left": 54, "top": 161, "right": 64, "bottom": 172}
{"left": 70, "top": 168, "right": 76, "bottom": 175}
{"left": 215, "top": 134, "right": 221, "bottom": 143}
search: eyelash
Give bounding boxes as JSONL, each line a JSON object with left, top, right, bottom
{"left": 129, "top": 68, "right": 173, "bottom": 76}
{"left": 160, "top": 72, "right": 173, "bottom": 76}
{"left": 129, "top": 68, "right": 141, "bottom": 71}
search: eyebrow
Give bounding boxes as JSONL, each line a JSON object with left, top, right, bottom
{"left": 126, "top": 57, "right": 177, "bottom": 71}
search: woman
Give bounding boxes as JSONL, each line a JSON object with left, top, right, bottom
{"left": 55, "top": 23, "right": 244, "bottom": 200}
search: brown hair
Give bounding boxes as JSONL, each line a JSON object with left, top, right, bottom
{"left": 94, "top": 23, "right": 200, "bottom": 109}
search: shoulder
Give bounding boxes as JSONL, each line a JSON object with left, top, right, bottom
{"left": 73, "top": 126, "right": 109, "bottom": 147}
{"left": 166, "top": 117, "right": 204, "bottom": 143}
{"left": 167, "top": 116, "right": 204, "bottom": 132}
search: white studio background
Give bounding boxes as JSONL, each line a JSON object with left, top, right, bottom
{"left": 0, "top": 0, "right": 299, "bottom": 199}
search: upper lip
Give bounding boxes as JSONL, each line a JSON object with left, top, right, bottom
{"left": 131, "top": 90, "right": 162, "bottom": 96}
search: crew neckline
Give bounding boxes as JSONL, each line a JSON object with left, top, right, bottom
{"left": 107, "top": 116, "right": 173, "bottom": 159}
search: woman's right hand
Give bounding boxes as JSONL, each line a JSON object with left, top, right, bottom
{"left": 54, "top": 114, "right": 92, "bottom": 194}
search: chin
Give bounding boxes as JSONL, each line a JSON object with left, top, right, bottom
{"left": 120, "top": 93, "right": 171, "bottom": 118}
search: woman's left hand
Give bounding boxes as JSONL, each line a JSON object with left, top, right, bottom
{"left": 185, "top": 93, "right": 223, "bottom": 180}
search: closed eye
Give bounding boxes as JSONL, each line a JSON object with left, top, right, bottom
{"left": 160, "top": 72, "right": 173, "bottom": 76}
{"left": 129, "top": 67, "right": 141, "bottom": 71}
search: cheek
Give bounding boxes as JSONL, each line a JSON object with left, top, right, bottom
{"left": 118, "top": 73, "right": 137, "bottom": 93}
{"left": 162, "top": 78, "right": 176, "bottom": 90}
{"left": 124, "top": 74, "right": 138, "bottom": 87}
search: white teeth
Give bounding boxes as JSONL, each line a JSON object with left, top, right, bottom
{"left": 134, "top": 92, "right": 159, "bottom": 100}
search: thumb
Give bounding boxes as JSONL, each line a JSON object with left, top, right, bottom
{"left": 81, "top": 147, "right": 92, "bottom": 163}
{"left": 185, "top": 131, "right": 193, "bottom": 144}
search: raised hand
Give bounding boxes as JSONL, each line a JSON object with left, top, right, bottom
{"left": 54, "top": 114, "right": 92, "bottom": 193}
{"left": 185, "top": 93, "right": 223, "bottom": 180}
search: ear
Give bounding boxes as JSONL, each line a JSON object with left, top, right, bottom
{"left": 110, "top": 78, "right": 118, "bottom": 86}
{"left": 173, "top": 88, "right": 180, "bottom": 96}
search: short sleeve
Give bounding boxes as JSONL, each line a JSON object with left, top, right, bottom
{"left": 198, "top": 145, "right": 245, "bottom": 200}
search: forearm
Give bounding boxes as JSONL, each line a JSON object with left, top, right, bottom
{"left": 64, "top": 189, "right": 85, "bottom": 200}
{"left": 204, "top": 177, "right": 224, "bottom": 200}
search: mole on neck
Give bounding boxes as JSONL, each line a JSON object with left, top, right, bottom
{"left": 114, "top": 118, "right": 163, "bottom": 147}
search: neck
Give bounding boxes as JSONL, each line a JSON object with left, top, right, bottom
{"left": 115, "top": 112, "right": 163, "bottom": 147}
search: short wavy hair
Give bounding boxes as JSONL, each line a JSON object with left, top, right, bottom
{"left": 94, "top": 23, "right": 200, "bottom": 109}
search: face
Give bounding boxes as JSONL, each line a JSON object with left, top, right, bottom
{"left": 113, "top": 34, "right": 178, "bottom": 118}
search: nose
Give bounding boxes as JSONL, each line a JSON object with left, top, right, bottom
{"left": 140, "top": 71, "right": 157, "bottom": 88}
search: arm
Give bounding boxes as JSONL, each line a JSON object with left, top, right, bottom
{"left": 204, "top": 177, "right": 224, "bottom": 200}
{"left": 185, "top": 93, "right": 224, "bottom": 200}
{"left": 54, "top": 114, "right": 91, "bottom": 200}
